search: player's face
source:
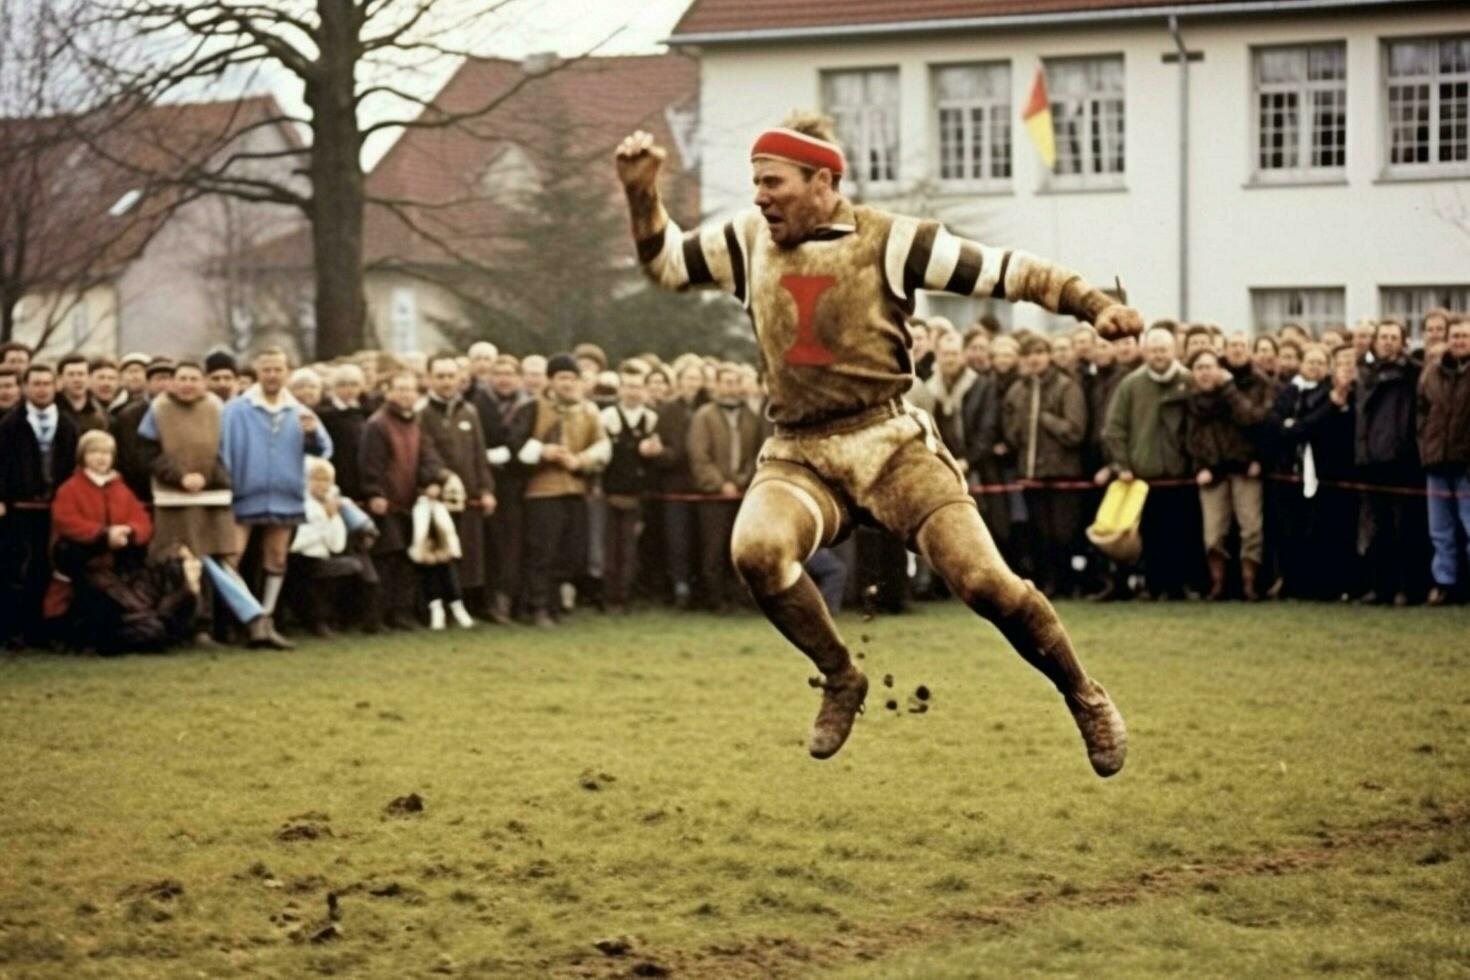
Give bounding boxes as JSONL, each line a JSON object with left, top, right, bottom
{"left": 752, "top": 159, "right": 825, "bottom": 248}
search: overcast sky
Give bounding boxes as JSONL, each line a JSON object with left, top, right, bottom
{"left": 272, "top": 0, "right": 696, "bottom": 165}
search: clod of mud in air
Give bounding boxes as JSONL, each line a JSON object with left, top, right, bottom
{"left": 579, "top": 769, "right": 617, "bottom": 791}
{"left": 883, "top": 674, "right": 894, "bottom": 688}
{"left": 385, "top": 793, "right": 425, "bottom": 816}
{"left": 884, "top": 700, "right": 899, "bottom": 712}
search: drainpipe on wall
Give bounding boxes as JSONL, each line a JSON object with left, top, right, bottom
{"left": 1168, "top": 14, "right": 1190, "bottom": 321}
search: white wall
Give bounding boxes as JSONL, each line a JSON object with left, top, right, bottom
{"left": 691, "top": 6, "right": 1470, "bottom": 333}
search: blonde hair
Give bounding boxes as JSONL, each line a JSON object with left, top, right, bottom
{"left": 306, "top": 456, "right": 336, "bottom": 481}
{"left": 77, "top": 428, "right": 116, "bottom": 461}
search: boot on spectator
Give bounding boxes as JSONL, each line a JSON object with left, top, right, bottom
{"left": 1241, "top": 559, "right": 1261, "bottom": 602}
{"left": 449, "top": 599, "right": 475, "bottom": 629}
{"left": 1206, "top": 553, "right": 1228, "bottom": 601}
{"left": 488, "top": 591, "right": 513, "bottom": 625}
{"left": 428, "top": 599, "right": 447, "bottom": 631}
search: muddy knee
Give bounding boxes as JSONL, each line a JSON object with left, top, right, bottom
{"left": 731, "top": 523, "right": 802, "bottom": 597}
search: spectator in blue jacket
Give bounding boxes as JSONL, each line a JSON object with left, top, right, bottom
{"left": 219, "top": 346, "right": 331, "bottom": 639}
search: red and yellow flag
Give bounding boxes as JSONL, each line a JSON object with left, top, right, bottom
{"left": 1023, "top": 68, "right": 1055, "bottom": 171}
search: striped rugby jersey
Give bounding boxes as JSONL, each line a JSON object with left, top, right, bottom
{"left": 639, "top": 198, "right": 1097, "bottom": 428}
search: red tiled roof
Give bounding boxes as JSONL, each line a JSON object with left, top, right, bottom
{"left": 358, "top": 53, "right": 699, "bottom": 270}
{"left": 1, "top": 95, "right": 299, "bottom": 287}
{"left": 672, "top": 0, "right": 1376, "bottom": 38}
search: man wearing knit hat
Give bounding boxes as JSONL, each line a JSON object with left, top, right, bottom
{"left": 204, "top": 349, "right": 239, "bottom": 402}
{"left": 510, "top": 353, "right": 609, "bottom": 627}
{"left": 616, "top": 111, "right": 1142, "bottom": 776}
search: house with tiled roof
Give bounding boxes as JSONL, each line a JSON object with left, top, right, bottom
{"left": 354, "top": 52, "right": 700, "bottom": 352}
{"left": 3, "top": 96, "right": 306, "bottom": 358}
{"left": 671, "top": 0, "right": 1469, "bottom": 335}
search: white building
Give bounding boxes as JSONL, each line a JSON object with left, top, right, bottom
{"left": 669, "top": 0, "right": 1470, "bottom": 337}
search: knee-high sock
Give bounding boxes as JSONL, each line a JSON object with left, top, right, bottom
{"left": 921, "top": 503, "right": 1089, "bottom": 698}
{"left": 261, "top": 572, "right": 285, "bottom": 616}
{"left": 986, "top": 580, "right": 1089, "bottom": 697}
{"left": 753, "top": 572, "right": 852, "bottom": 678}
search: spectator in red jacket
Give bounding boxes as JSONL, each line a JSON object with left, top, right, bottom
{"left": 50, "top": 429, "right": 200, "bottom": 653}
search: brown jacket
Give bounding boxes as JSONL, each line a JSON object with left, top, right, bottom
{"left": 520, "top": 396, "right": 608, "bottom": 499}
{"left": 1417, "top": 353, "right": 1470, "bottom": 470}
{"left": 1002, "top": 366, "right": 1086, "bottom": 479}
{"left": 687, "top": 401, "right": 762, "bottom": 493}
{"left": 420, "top": 395, "right": 494, "bottom": 496}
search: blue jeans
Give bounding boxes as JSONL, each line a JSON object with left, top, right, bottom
{"left": 1426, "top": 471, "right": 1470, "bottom": 587}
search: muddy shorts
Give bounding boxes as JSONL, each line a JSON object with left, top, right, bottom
{"left": 749, "top": 401, "right": 974, "bottom": 549}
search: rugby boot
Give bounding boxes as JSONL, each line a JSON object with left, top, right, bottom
{"left": 1065, "top": 679, "right": 1127, "bottom": 777}
{"left": 809, "top": 665, "right": 868, "bottom": 760}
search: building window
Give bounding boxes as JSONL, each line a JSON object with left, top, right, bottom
{"left": 922, "top": 293, "right": 1012, "bottom": 332}
{"left": 821, "top": 67, "right": 900, "bottom": 188}
{"left": 1045, "top": 55, "right": 1125, "bottom": 186}
{"left": 933, "top": 62, "right": 1011, "bottom": 188}
{"left": 1250, "top": 287, "right": 1345, "bottom": 335}
{"left": 1380, "top": 284, "right": 1470, "bottom": 337}
{"left": 390, "top": 287, "right": 418, "bottom": 353}
{"left": 1384, "top": 35, "right": 1470, "bottom": 173}
{"left": 1253, "top": 43, "right": 1346, "bottom": 178}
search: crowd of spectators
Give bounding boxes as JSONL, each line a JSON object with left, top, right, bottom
{"left": 0, "top": 304, "right": 1466, "bottom": 653}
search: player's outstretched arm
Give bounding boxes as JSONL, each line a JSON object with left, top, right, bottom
{"left": 884, "top": 218, "right": 1144, "bottom": 339}
{"left": 614, "top": 129, "right": 747, "bottom": 298}
{"left": 615, "top": 129, "right": 668, "bottom": 245}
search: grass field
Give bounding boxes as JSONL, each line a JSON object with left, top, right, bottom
{"left": 2, "top": 600, "right": 1468, "bottom": 979}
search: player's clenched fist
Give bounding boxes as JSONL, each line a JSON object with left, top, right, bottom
{"left": 615, "top": 129, "right": 666, "bottom": 192}
{"left": 1094, "top": 303, "right": 1144, "bottom": 340}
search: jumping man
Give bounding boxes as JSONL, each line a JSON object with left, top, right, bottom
{"left": 615, "top": 113, "right": 1142, "bottom": 776}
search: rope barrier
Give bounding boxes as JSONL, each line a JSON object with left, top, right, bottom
{"left": 643, "top": 471, "right": 1468, "bottom": 503}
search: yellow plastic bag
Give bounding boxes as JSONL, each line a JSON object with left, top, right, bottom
{"left": 1086, "top": 478, "right": 1149, "bottom": 563}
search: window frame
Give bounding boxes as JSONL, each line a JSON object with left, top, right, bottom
{"left": 820, "top": 65, "right": 903, "bottom": 194}
{"left": 1249, "top": 286, "right": 1347, "bottom": 336}
{"left": 1039, "top": 53, "right": 1127, "bottom": 193}
{"left": 1248, "top": 41, "right": 1348, "bottom": 185}
{"left": 931, "top": 60, "right": 1013, "bottom": 194}
{"left": 1380, "top": 33, "right": 1470, "bottom": 179}
{"left": 1378, "top": 284, "right": 1470, "bottom": 338}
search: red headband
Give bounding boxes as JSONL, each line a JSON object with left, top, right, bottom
{"left": 751, "top": 127, "right": 846, "bottom": 176}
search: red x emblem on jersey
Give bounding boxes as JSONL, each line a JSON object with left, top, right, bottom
{"left": 778, "top": 274, "right": 837, "bottom": 366}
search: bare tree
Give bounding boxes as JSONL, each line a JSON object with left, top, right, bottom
{"left": 76, "top": 0, "right": 618, "bottom": 358}
{"left": 0, "top": 0, "right": 165, "bottom": 349}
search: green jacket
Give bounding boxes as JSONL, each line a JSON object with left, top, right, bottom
{"left": 1103, "top": 363, "right": 1195, "bottom": 479}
